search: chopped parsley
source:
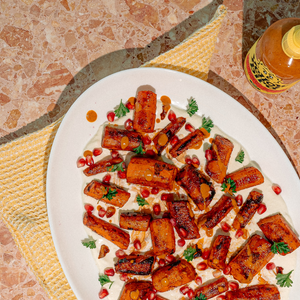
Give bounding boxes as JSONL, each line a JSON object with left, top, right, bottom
{"left": 101, "top": 187, "right": 117, "bottom": 201}
{"left": 183, "top": 246, "right": 196, "bottom": 262}
{"left": 235, "top": 150, "right": 245, "bottom": 163}
{"left": 271, "top": 242, "right": 290, "bottom": 255}
{"left": 133, "top": 142, "right": 145, "bottom": 155}
{"left": 81, "top": 238, "right": 97, "bottom": 249}
{"left": 98, "top": 274, "right": 114, "bottom": 288}
{"left": 114, "top": 100, "right": 129, "bottom": 118}
{"left": 187, "top": 97, "right": 198, "bottom": 117}
{"left": 195, "top": 293, "right": 207, "bottom": 300}
{"left": 136, "top": 194, "right": 149, "bottom": 207}
{"left": 107, "top": 161, "right": 124, "bottom": 172}
{"left": 276, "top": 270, "right": 293, "bottom": 288}
{"left": 221, "top": 177, "right": 237, "bottom": 195}
{"left": 200, "top": 117, "right": 214, "bottom": 133}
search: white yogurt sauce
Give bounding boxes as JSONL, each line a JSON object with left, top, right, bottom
{"left": 81, "top": 99, "right": 297, "bottom": 300}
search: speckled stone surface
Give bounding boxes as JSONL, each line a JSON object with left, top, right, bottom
{"left": 0, "top": 0, "right": 300, "bottom": 299}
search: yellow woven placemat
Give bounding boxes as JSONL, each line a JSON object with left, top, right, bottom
{"left": 0, "top": 5, "right": 227, "bottom": 300}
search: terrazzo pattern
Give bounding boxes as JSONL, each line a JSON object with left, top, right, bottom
{"left": 1, "top": 0, "right": 300, "bottom": 299}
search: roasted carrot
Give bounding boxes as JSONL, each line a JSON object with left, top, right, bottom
{"left": 119, "top": 281, "right": 153, "bottom": 300}
{"left": 195, "top": 277, "right": 229, "bottom": 299}
{"left": 119, "top": 212, "right": 152, "bottom": 231}
{"left": 83, "top": 157, "right": 123, "bottom": 176}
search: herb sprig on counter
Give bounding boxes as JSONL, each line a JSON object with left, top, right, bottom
{"left": 187, "top": 97, "right": 198, "bottom": 117}
{"left": 235, "top": 149, "right": 245, "bottom": 163}
{"left": 98, "top": 274, "right": 114, "bottom": 288}
{"left": 133, "top": 143, "right": 145, "bottom": 155}
{"left": 81, "top": 238, "right": 97, "bottom": 249}
{"left": 101, "top": 187, "right": 117, "bottom": 201}
{"left": 107, "top": 161, "right": 124, "bottom": 172}
{"left": 114, "top": 99, "right": 129, "bottom": 118}
{"left": 200, "top": 117, "right": 214, "bottom": 133}
{"left": 276, "top": 270, "right": 293, "bottom": 287}
{"left": 271, "top": 242, "right": 290, "bottom": 255}
{"left": 136, "top": 194, "right": 149, "bottom": 207}
{"left": 183, "top": 247, "right": 196, "bottom": 262}
{"left": 221, "top": 177, "right": 236, "bottom": 195}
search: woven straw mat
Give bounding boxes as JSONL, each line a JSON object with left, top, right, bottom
{"left": 0, "top": 5, "right": 227, "bottom": 300}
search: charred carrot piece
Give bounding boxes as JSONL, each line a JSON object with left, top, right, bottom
{"left": 83, "top": 212, "right": 130, "bottom": 249}
{"left": 232, "top": 191, "right": 263, "bottom": 230}
{"left": 258, "top": 213, "right": 300, "bottom": 255}
{"left": 205, "top": 135, "right": 234, "bottom": 183}
{"left": 83, "top": 157, "right": 123, "bottom": 176}
{"left": 119, "top": 281, "right": 153, "bottom": 300}
{"left": 101, "top": 125, "right": 143, "bottom": 151}
{"left": 84, "top": 180, "right": 130, "bottom": 208}
{"left": 195, "top": 277, "right": 229, "bottom": 299}
{"left": 225, "top": 166, "right": 264, "bottom": 191}
{"left": 119, "top": 212, "right": 152, "bottom": 231}
{"left": 133, "top": 90, "right": 157, "bottom": 133}
{"left": 153, "top": 117, "right": 186, "bottom": 155}
{"left": 170, "top": 129, "right": 205, "bottom": 158}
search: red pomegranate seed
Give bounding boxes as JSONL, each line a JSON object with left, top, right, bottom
{"left": 162, "top": 212, "right": 170, "bottom": 218}
{"left": 145, "top": 149, "right": 156, "bottom": 156}
{"left": 235, "top": 194, "right": 243, "bottom": 206}
{"left": 213, "top": 270, "right": 222, "bottom": 278}
{"left": 117, "top": 170, "right": 126, "bottom": 179}
{"left": 229, "top": 282, "right": 239, "bottom": 291}
{"left": 99, "top": 288, "right": 109, "bottom": 299}
{"left": 272, "top": 184, "right": 282, "bottom": 195}
{"left": 148, "top": 291, "right": 156, "bottom": 300}
{"left": 86, "top": 155, "right": 94, "bottom": 166}
{"left": 98, "top": 208, "right": 106, "bottom": 218}
{"left": 205, "top": 149, "right": 213, "bottom": 161}
{"left": 180, "top": 286, "right": 190, "bottom": 295}
{"left": 120, "top": 273, "right": 128, "bottom": 281}
{"left": 158, "top": 258, "right": 166, "bottom": 267}
{"left": 125, "top": 102, "right": 134, "bottom": 110}
{"left": 221, "top": 221, "right": 231, "bottom": 232}
{"left": 185, "top": 156, "right": 192, "bottom": 165}
{"left": 77, "top": 157, "right": 86, "bottom": 168}
{"left": 170, "top": 218, "right": 177, "bottom": 227}
{"left": 111, "top": 150, "right": 119, "bottom": 158}
{"left": 84, "top": 204, "right": 94, "bottom": 212}
{"left": 266, "top": 262, "right": 276, "bottom": 270}
{"left": 216, "top": 296, "right": 226, "bottom": 300}
{"left": 134, "top": 239, "right": 141, "bottom": 250}
{"left": 102, "top": 174, "right": 111, "bottom": 183}
{"left": 196, "top": 262, "right": 207, "bottom": 271}
{"left": 177, "top": 239, "right": 186, "bottom": 247}
{"left": 168, "top": 110, "right": 176, "bottom": 122}
{"left": 185, "top": 123, "right": 195, "bottom": 132}
{"left": 152, "top": 288, "right": 157, "bottom": 294}
{"left": 223, "top": 265, "right": 231, "bottom": 275}
{"left": 151, "top": 187, "right": 159, "bottom": 195}
{"left": 116, "top": 249, "right": 125, "bottom": 258}
{"left": 257, "top": 203, "right": 267, "bottom": 215}
{"left": 195, "top": 276, "right": 202, "bottom": 285}
{"left": 187, "top": 289, "right": 195, "bottom": 299}
{"left": 235, "top": 228, "right": 244, "bottom": 238}
{"left": 142, "top": 135, "right": 152, "bottom": 145}
{"left": 104, "top": 268, "right": 115, "bottom": 276}
{"left": 179, "top": 227, "right": 188, "bottom": 238}
{"left": 153, "top": 203, "right": 161, "bottom": 215}
{"left": 93, "top": 148, "right": 103, "bottom": 156}
{"left": 141, "top": 189, "right": 150, "bottom": 198}
{"left": 107, "top": 112, "right": 115, "bottom": 122}
{"left": 165, "top": 255, "right": 176, "bottom": 263}
{"left": 192, "top": 156, "right": 200, "bottom": 166}
{"left": 161, "top": 193, "right": 173, "bottom": 201}
{"left": 170, "top": 135, "right": 179, "bottom": 147}
{"left": 276, "top": 266, "right": 284, "bottom": 274}
{"left": 202, "top": 248, "right": 210, "bottom": 260}
{"left": 124, "top": 119, "right": 133, "bottom": 130}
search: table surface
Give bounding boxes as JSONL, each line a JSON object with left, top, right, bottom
{"left": 1, "top": 0, "right": 300, "bottom": 299}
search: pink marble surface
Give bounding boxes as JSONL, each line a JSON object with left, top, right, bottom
{"left": 1, "top": 0, "right": 300, "bottom": 299}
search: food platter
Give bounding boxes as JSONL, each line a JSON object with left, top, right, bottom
{"left": 46, "top": 68, "right": 300, "bottom": 299}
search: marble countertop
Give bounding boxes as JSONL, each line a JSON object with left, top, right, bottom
{"left": 1, "top": 0, "right": 300, "bottom": 299}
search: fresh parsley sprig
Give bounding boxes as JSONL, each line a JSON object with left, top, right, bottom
{"left": 98, "top": 274, "right": 114, "bottom": 288}
{"left": 183, "top": 247, "right": 196, "bottom": 262}
{"left": 114, "top": 100, "right": 129, "bottom": 118}
{"left": 81, "top": 238, "right": 97, "bottom": 249}
{"left": 136, "top": 194, "right": 149, "bottom": 207}
{"left": 107, "top": 161, "right": 124, "bottom": 172}
{"left": 133, "top": 143, "right": 145, "bottom": 155}
{"left": 200, "top": 117, "right": 214, "bottom": 133}
{"left": 195, "top": 293, "right": 207, "bottom": 300}
{"left": 271, "top": 242, "right": 290, "bottom": 255}
{"left": 221, "top": 177, "right": 237, "bottom": 195}
{"left": 235, "top": 150, "right": 245, "bottom": 163}
{"left": 187, "top": 97, "right": 198, "bottom": 117}
{"left": 101, "top": 187, "right": 117, "bottom": 201}
{"left": 276, "top": 270, "right": 293, "bottom": 287}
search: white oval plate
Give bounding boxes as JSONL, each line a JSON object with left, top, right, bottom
{"left": 47, "top": 68, "right": 300, "bottom": 299}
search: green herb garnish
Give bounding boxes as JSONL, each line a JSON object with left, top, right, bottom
{"left": 98, "top": 274, "right": 114, "bottom": 288}
{"left": 276, "top": 270, "right": 293, "bottom": 288}
{"left": 271, "top": 242, "right": 290, "bottom": 255}
{"left": 200, "top": 117, "right": 214, "bottom": 133}
{"left": 114, "top": 99, "right": 129, "bottom": 118}
{"left": 133, "top": 142, "right": 145, "bottom": 155}
{"left": 81, "top": 238, "right": 97, "bottom": 249}
{"left": 195, "top": 293, "right": 207, "bottom": 300}
{"left": 183, "top": 247, "right": 196, "bottom": 262}
{"left": 101, "top": 187, "right": 117, "bottom": 201}
{"left": 187, "top": 97, "right": 198, "bottom": 117}
{"left": 235, "top": 150, "right": 245, "bottom": 163}
{"left": 107, "top": 161, "right": 124, "bottom": 172}
{"left": 221, "top": 177, "right": 237, "bottom": 195}
{"left": 136, "top": 194, "right": 149, "bottom": 207}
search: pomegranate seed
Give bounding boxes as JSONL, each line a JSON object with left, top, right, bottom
{"left": 118, "top": 170, "right": 126, "bottom": 179}
{"left": 124, "top": 119, "right": 133, "bottom": 130}
{"left": 187, "top": 289, "right": 195, "bottom": 299}
{"left": 148, "top": 291, "right": 156, "bottom": 300}
{"left": 102, "top": 174, "right": 111, "bottom": 183}
{"left": 185, "top": 123, "right": 195, "bottom": 132}
{"left": 185, "top": 156, "right": 192, "bottom": 165}
{"left": 196, "top": 262, "right": 207, "bottom": 271}
{"left": 179, "top": 227, "right": 188, "bottom": 238}
{"left": 107, "top": 112, "right": 115, "bottom": 122}
{"left": 99, "top": 288, "right": 109, "bottom": 299}
{"left": 120, "top": 273, "right": 128, "bottom": 281}
{"left": 213, "top": 270, "right": 222, "bottom": 278}
{"left": 162, "top": 212, "right": 170, "bottom": 218}
{"left": 165, "top": 255, "right": 176, "bottom": 263}
{"left": 205, "top": 149, "right": 213, "bottom": 161}
{"left": 161, "top": 193, "right": 173, "bottom": 201}
{"left": 111, "top": 150, "right": 119, "bottom": 158}
{"left": 223, "top": 265, "right": 231, "bottom": 275}
{"left": 272, "top": 184, "right": 282, "bottom": 195}
{"left": 202, "top": 248, "right": 210, "bottom": 260}
{"left": 216, "top": 296, "right": 226, "bottom": 300}
{"left": 235, "top": 194, "right": 243, "bottom": 206}
{"left": 153, "top": 203, "right": 161, "bottom": 215}
{"left": 141, "top": 189, "right": 150, "bottom": 198}
{"left": 86, "top": 155, "right": 94, "bottom": 166}
{"left": 229, "top": 282, "right": 239, "bottom": 291}
{"left": 84, "top": 204, "right": 94, "bottom": 212}
{"left": 93, "top": 148, "right": 103, "bottom": 156}
{"left": 276, "top": 266, "right": 284, "bottom": 274}
{"left": 177, "top": 239, "right": 186, "bottom": 247}
{"left": 221, "top": 221, "right": 231, "bottom": 232}
{"left": 235, "top": 228, "right": 244, "bottom": 238}
{"left": 170, "top": 218, "right": 177, "bottom": 227}
{"left": 145, "top": 149, "right": 156, "bottom": 156}
{"left": 142, "top": 135, "right": 152, "bottom": 145}
{"left": 192, "top": 156, "right": 200, "bottom": 166}
{"left": 104, "top": 268, "right": 115, "bottom": 276}
{"left": 125, "top": 102, "right": 134, "bottom": 110}
{"left": 116, "top": 249, "right": 125, "bottom": 258}
{"left": 195, "top": 276, "right": 202, "bottom": 285}
{"left": 77, "top": 157, "right": 86, "bottom": 168}
{"left": 257, "top": 203, "right": 267, "bottom": 215}
{"left": 134, "top": 239, "right": 141, "bottom": 250}
{"left": 168, "top": 110, "right": 176, "bottom": 122}
{"left": 180, "top": 286, "right": 190, "bottom": 295}
{"left": 152, "top": 288, "right": 157, "bottom": 294}
{"left": 151, "top": 187, "right": 159, "bottom": 195}
{"left": 170, "top": 135, "right": 179, "bottom": 147}
{"left": 158, "top": 258, "right": 166, "bottom": 267}
{"left": 98, "top": 208, "right": 106, "bottom": 218}
{"left": 266, "top": 262, "right": 276, "bottom": 270}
